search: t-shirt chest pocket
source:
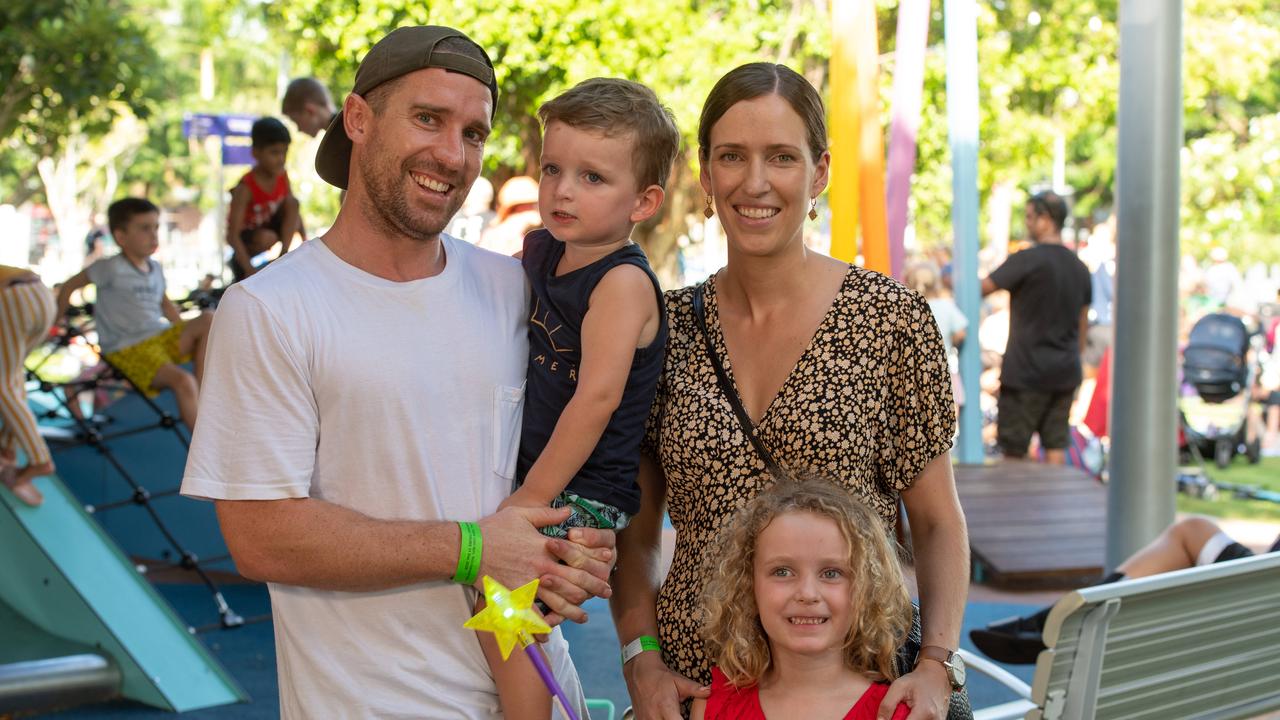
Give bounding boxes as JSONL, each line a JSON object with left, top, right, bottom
{"left": 492, "top": 383, "right": 525, "bottom": 481}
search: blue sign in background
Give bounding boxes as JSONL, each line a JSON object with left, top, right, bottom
{"left": 182, "top": 113, "right": 259, "bottom": 165}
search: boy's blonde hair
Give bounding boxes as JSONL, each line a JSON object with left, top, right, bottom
{"left": 700, "top": 477, "right": 911, "bottom": 688}
{"left": 537, "top": 78, "right": 681, "bottom": 190}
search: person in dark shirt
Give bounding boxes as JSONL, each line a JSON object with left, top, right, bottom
{"left": 982, "top": 191, "right": 1092, "bottom": 464}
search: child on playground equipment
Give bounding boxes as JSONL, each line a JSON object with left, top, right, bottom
{"left": 0, "top": 266, "right": 57, "bottom": 506}
{"left": 692, "top": 478, "right": 912, "bottom": 720}
{"left": 56, "top": 198, "right": 213, "bottom": 431}
{"left": 225, "top": 116, "right": 303, "bottom": 282}
{"left": 479, "top": 77, "right": 679, "bottom": 719}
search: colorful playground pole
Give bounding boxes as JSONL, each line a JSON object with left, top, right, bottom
{"left": 944, "top": 0, "right": 984, "bottom": 465}
{"left": 464, "top": 576, "right": 580, "bottom": 720}
{"left": 1108, "top": 1, "right": 1182, "bottom": 568}
{"left": 829, "top": 1, "right": 889, "bottom": 273}
{"left": 886, "top": 0, "right": 931, "bottom": 280}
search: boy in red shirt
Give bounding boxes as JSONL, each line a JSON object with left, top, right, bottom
{"left": 226, "top": 117, "right": 302, "bottom": 281}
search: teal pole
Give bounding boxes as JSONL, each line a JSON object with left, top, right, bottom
{"left": 1107, "top": 1, "right": 1182, "bottom": 568}
{"left": 945, "top": 0, "right": 983, "bottom": 464}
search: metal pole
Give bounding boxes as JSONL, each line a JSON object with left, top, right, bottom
{"left": 1108, "top": 1, "right": 1182, "bottom": 568}
{"left": 944, "top": 0, "right": 983, "bottom": 464}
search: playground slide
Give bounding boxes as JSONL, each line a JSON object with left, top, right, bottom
{"left": 0, "top": 471, "right": 246, "bottom": 713}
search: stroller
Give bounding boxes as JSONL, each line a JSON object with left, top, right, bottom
{"left": 1178, "top": 313, "right": 1262, "bottom": 468}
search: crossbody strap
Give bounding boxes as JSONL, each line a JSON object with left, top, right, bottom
{"left": 692, "top": 282, "right": 787, "bottom": 480}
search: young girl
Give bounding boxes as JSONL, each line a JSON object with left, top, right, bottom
{"left": 692, "top": 479, "right": 913, "bottom": 720}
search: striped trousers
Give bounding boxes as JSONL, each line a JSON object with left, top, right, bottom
{"left": 0, "top": 281, "right": 55, "bottom": 466}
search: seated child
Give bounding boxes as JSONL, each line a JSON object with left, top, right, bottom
{"left": 0, "top": 266, "right": 57, "bottom": 505}
{"left": 693, "top": 478, "right": 913, "bottom": 720}
{"left": 57, "top": 198, "right": 212, "bottom": 430}
{"left": 226, "top": 117, "right": 302, "bottom": 281}
{"left": 481, "top": 77, "right": 681, "bottom": 719}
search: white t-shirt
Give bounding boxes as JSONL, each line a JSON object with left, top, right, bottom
{"left": 182, "top": 237, "right": 586, "bottom": 719}
{"left": 85, "top": 254, "right": 171, "bottom": 353}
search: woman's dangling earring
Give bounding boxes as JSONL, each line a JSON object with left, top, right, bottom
{"left": 704, "top": 195, "right": 715, "bottom": 219}
{"left": 808, "top": 198, "right": 818, "bottom": 221}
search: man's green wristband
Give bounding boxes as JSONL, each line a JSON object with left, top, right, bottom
{"left": 621, "top": 635, "right": 661, "bottom": 665}
{"left": 453, "top": 521, "right": 482, "bottom": 585}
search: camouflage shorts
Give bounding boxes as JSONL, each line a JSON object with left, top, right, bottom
{"left": 541, "top": 492, "right": 632, "bottom": 539}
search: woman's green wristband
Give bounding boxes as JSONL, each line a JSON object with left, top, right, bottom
{"left": 621, "top": 635, "right": 661, "bottom": 665}
{"left": 453, "top": 521, "right": 482, "bottom": 585}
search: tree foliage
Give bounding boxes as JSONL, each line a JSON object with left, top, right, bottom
{"left": 5, "top": 1, "right": 1280, "bottom": 276}
{"left": 0, "top": 0, "right": 164, "bottom": 207}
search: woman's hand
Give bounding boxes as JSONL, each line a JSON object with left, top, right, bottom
{"left": 623, "top": 652, "right": 710, "bottom": 720}
{"left": 877, "top": 661, "right": 951, "bottom": 720}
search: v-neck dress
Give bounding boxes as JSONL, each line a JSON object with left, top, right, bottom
{"left": 642, "top": 266, "right": 955, "bottom": 687}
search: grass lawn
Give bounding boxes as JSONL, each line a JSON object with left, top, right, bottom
{"left": 1176, "top": 455, "right": 1280, "bottom": 522}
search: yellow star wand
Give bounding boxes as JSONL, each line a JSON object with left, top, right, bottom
{"left": 465, "top": 576, "right": 581, "bottom": 720}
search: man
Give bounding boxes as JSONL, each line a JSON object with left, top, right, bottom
{"left": 281, "top": 77, "right": 336, "bottom": 137}
{"left": 182, "top": 27, "right": 612, "bottom": 718}
{"left": 981, "top": 191, "right": 1092, "bottom": 464}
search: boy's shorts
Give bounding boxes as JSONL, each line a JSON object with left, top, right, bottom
{"left": 105, "top": 322, "right": 191, "bottom": 397}
{"left": 541, "top": 491, "right": 632, "bottom": 539}
{"left": 997, "top": 386, "right": 1075, "bottom": 456}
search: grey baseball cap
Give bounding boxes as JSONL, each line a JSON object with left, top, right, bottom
{"left": 315, "top": 25, "right": 499, "bottom": 189}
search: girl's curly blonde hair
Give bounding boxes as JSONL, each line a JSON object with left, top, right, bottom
{"left": 699, "top": 477, "right": 912, "bottom": 688}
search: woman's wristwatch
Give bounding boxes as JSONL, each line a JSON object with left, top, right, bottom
{"left": 916, "top": 645, "right": 967, "bottom": 689}
{"left": 620, "top": 635, "right": 661, "bottom": 665}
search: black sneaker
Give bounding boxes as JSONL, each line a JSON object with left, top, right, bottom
{"left": 969, "top": 614, "right": 1046, "bottom": 665}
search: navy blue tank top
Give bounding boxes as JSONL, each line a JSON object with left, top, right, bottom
{"left": 517, "top": 229, "right": 667, "bottom": 515}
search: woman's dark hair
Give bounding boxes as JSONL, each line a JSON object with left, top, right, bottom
{"left": 698, "top": 62, "right": 827, "bottom": 164}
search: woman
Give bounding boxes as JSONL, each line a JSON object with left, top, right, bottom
{"left": 610, "top": 63, "right": 970, "bottom": 720}
{"left": 0, "top": 265, "right": 57, "bottom": 506}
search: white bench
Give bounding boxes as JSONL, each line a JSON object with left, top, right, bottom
{"left": 969, "top": 551, "right": 1280, "bottom": 720}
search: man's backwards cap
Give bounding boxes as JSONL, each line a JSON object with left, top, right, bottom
{"left": 315, "top": 26, "right": 498, "bottom": 189}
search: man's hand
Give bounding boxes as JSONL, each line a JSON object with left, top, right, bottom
{"left": 878, "top": 661, "right": 951, "bottom": 720}
{"left": 475, "top": 504, "right": 572, "bottom": 588}
{"left": 624, "top": 652, "right": 710, "bottom": 720}
{"left": 475, "top": 506, "right": 614, "bottom": 625}
{"left": 538, "top": 526, "right": 615, "bottom": 625}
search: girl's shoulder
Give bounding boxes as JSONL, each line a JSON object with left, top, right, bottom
{"left": 705, "top": 666, "right": 766, "bottom": 720}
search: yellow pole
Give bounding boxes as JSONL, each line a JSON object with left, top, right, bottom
{"left": 829, "top": 0, "right": 890, "bottom": 273}
{"left": 828, "top": 0, "right": 860, "bottom": 263}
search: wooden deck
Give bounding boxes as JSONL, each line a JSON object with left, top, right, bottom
{"left": 955, "top": 463, "right": 1108, "bottom": 589}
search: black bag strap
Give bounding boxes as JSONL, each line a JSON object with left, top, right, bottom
{"left": 692, "top": 282, "right": 788, "bottom": 480}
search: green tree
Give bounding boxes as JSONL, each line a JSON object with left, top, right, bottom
{"left": 0, "top": 0, "right": 164, "bottom": 245}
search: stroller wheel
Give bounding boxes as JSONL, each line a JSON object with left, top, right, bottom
{"left": 1246, "top": 437, "right": 1262, "bottom": 464}
{"left": 1214, "top": 438, "right": 1233, "bottom": 469}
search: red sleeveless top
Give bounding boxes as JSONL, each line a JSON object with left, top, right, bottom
{"left": 704, "top": 666, "right": 911, "bottom": 720}
{"left": 238, "top": 171, "right": 290, "bottom": 229}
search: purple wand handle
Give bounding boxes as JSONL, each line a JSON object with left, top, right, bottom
{"left": 520, "top": 632, "right": 581, "bottom": 720}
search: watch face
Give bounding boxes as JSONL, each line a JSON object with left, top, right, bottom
{"left": 948, "top": 652, "right": 966, "bottom": 688}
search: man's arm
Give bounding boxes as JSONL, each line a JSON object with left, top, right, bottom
{"left": 980, "top": 276, "right": 999, "bottom": 297}
{"left": 879, "top": 452, "right": 969, "bottom": 719}
{"left": 216, "top": 496, "right": 593, "bottom": 591}
{"left": 508, "top": 264, "right": 659, "bottom": 507}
